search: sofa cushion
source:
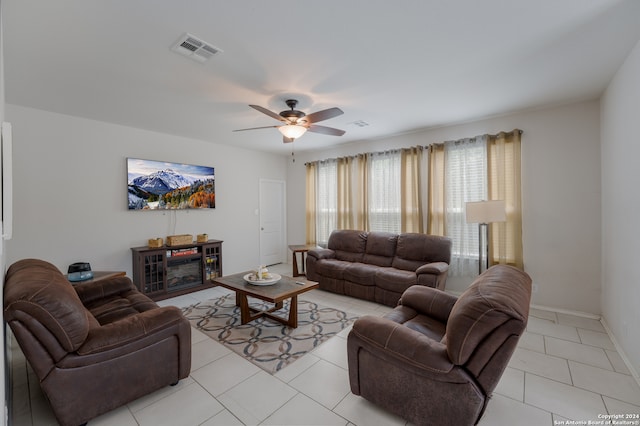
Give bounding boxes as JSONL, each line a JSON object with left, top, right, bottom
{"left": 328, "top": 230, "right": 367, "bottom": 262}
{"left": 314, "top": 259, "right": 352, "bottom": 280}
{"left": 392, "top": 233, "right": 452, "bottom": 271}
{"left": 344, "top": 263, "right": 378, "bottom": 286}
{"left": 362, "top": 232, "right": 397, "bottom": 267}
{"left": 375, "top": 267, "right": 418, "bottom": 291}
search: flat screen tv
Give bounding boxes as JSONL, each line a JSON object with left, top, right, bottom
{"left": 127, "top": 158, "right": 215, "bottom": 210}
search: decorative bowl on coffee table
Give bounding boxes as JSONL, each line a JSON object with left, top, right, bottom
{"left": 243, "top": 273, "right": 281, "bottom": 286}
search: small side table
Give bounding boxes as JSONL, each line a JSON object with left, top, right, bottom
{"left": 66, "top": 271, "right": 126, "bottom": 285}
{"left": 288, "top": 244, "right": 318, "bottom": 277}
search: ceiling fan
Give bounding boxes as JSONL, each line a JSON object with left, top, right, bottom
{"left": 233, "top": 99, "right": 346, "bottom": 143}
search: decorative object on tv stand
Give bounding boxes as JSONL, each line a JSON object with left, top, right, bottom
{"left": 205, "top": 255, "right": 219, "bottom": 280}
{"left": 166, "top": 234, "right": 193, "bottom": 246}
{"left": 465, "top": 200, "right": 506, "bottom": 275}
{"left": 148, "top": 238, "right": 163, "bottom": 248}
{"left": 127, "top": 157, "right": 215, "bottom": 210}
{"left": 197, "top": 233, "right": 208, "bottom": 243}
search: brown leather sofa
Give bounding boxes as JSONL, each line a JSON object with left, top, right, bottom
{"left": 306, "top": 230, "right": 452, "bottom": 307}
{"left": 3, "top": 259, "right": 192, "bottom": 426}
{"left": 347, "top": 265, "right": 532, "bottom": 426}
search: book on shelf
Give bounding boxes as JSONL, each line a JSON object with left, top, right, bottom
{"left": 166, "top": 247, "right": 199, "bottom": 257}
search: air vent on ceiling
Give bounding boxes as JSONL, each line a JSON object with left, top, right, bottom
{"left": 171, "top": 33, "right": 223, "bottom": 63}
{"left": 349, "top": 120, "right": 370, "bottom": 128}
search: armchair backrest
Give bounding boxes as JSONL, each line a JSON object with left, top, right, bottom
{"left": 4, "top": 259, "right": 91, "bottom": 358}
{"left": 445, "top": 265, "right": 531, "bottom": 393}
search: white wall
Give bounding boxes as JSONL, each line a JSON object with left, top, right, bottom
{"left": 601, "top": 39, "right": 640, "bottom": 376}
{"left": 5, "top": 105, "right": 288, "bottom": 277}
{"left": 1, "top": 2, "right": 7, "bottom": 424}
{"left": 287, "top": 100, "right": 602, "bottom": 315}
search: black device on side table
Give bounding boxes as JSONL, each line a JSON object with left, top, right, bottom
{"left": 67, "top": 262, "right": 93, "bottom": 282}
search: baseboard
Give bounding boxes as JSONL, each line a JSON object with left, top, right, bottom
{"left": 529, "top": 303, "right": 600, "bottom": 320}
{"left": 447, "top": 287, "right": 602, "bottom": 320}
{"left": 600, "top": 317, "right": 640, "bottom": 388}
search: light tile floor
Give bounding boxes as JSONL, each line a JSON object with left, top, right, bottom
{"left": 9, "top": 263, "right": 640, "bottom": 425}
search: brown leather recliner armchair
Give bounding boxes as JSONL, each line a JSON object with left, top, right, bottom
{"left": 3, "top": 259, "right": 192, "bottom": 426}
{"left": 347, "top": 265, "right": 532, "bottom": 426}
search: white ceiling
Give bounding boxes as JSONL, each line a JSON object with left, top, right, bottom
{"left": 4, "top": 0, "right": 640, "bottom": 154}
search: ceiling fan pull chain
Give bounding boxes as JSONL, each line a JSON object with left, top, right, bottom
{"left": 291, "top": 142, "right": 295, "bottom": 163}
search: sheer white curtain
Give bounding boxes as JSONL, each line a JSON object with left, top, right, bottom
{"left": 445, "top": 136, "right": 487, "bottom": 276}
{"left": 367, "top": 150, "right": 401, "bottom": 233}
{"left": 315, "top": 159, "right": 337, "bottom": 247}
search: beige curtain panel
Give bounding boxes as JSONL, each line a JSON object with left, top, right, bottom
{"left": 427, "top": 143, "right": 446, "bottom": 236}
{"left": 400, "top": 146, "right": 425, "bottom": 233}
{"left": 355, "top": 154, "right": 368, "bottom": 231}
{"left": 305, "top": 162, "right": 317, "bottom": 245}
{"left": 336, "top": 157, "right": 354, "bottom": 230}
{"left": 488, "top": 130, "right": 524, "bottom": 269}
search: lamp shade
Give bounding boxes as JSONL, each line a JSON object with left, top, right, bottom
{"left": 466, "top": 200, "right": 506, "bottom": 223}
{"left": 278, "top": 124, "right": 307, "bottom": 139}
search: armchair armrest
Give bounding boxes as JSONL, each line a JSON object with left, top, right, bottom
{"left": 77, "top": 306, "right": 187, "bottom": 355}
{"left": 307, "top": 248, "right": 335, "bottom": 260}
{"left": 399, "top": 285, "right": 458, "bottom": 323}
{"left": 416, "top": 261, "right": 449, "bottom": 275}
{"left": 74, "top": 276, "right": 137, "bottom": 305}
{"left": 350, "top": 315, "right": 453, "bottom": 373}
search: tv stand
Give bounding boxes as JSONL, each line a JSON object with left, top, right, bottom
{"left": 131, "top": 239, "right": 223, "bottom": 301}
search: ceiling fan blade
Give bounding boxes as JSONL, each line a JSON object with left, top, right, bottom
{"left": 232, "top": 125, "right": 278, "bottom": 132}
{"left": 308, "top": 124, "right": 346, "bottom": 136}
{"left": 304, "top": 107, "right": 343, "bottom": 124}
{"left": 249, "top": 105, "right": 287, "bottom": 122}
{"left": 283, "top": 136, "right": 294, "bottom": 143}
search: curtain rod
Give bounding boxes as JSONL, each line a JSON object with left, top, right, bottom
{"left": 304, "top": 129, "right": 522, "bottom": 165}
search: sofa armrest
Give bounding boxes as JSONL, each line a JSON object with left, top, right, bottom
{"left": 349, "top": 315, "right": 453, "bottom": 373}
{"left": 77, "top": 306, "right": 186, "bottom": 355}
{"left": 74, "top": 276, "right": 138, "bottom": 305}
{"left": 398, "top": 285, "right": 458, "bottom": 323}
{"left": 416, "top": 261, "right": 449, "bottom": 275}
{"left": 307, "top": 248, "right": 335, "bottom": 260}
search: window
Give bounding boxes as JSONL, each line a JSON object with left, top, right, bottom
{"left": 444, "top": 138, "right": 487, "bottom": 275}
{"left": 367, "top": 152, "right": 401, "bottom": 233}
{"left": 316, "top": 160, "right": 337, "bottom": 247}
{"left": 306, "top": 130, "right": 522, "bottom": 273}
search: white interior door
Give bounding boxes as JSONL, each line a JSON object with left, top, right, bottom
{"left": 259, "top": 179, "right": 286, "bottom": 266}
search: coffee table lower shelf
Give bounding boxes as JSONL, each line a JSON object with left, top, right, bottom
{"left": 212, "top": 271, "right": 319, "bottom": 328}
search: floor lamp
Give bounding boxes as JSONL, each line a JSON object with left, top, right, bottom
{"left": 466, "top": 200, "right": 506, "bottom": 275}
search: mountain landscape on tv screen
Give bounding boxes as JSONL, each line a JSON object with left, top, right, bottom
{"left": 127, "top": 159, "right": 215, "bottom": 210}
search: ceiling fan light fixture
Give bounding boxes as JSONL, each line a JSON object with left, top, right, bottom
{"left": 278, "top": 124, "right": 307, "bottom": 139}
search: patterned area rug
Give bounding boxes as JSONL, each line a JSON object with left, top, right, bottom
{"left": 182, "top": 294, "right": 358, "bottom": 374}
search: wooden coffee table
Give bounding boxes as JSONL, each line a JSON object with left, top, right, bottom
{"left": 212, "top": 271, "right": 319, "bottom": 328}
